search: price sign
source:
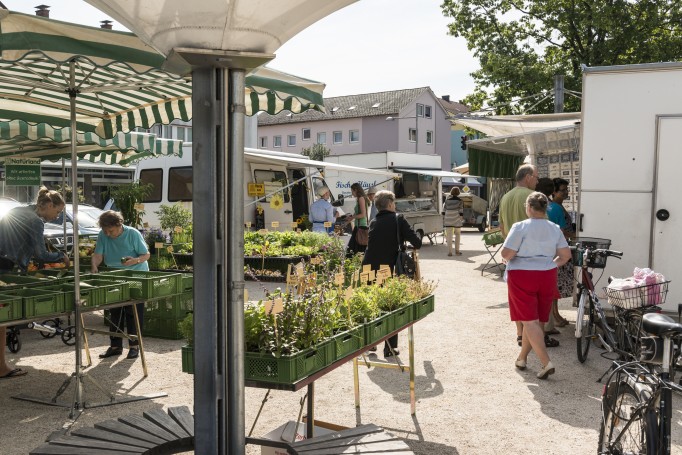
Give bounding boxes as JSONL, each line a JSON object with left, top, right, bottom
{"left": 362, "top": 264, "right": 372, "bottom": 273}
{"left": 377, "top": 268, "right": 391, "bottom": 281}
{"left": 296, "top": 228, "right": 302, "bottom": 233}
{"left": 310, "top": 256, "right": 321, "bottom": 265}
{"left": 154, "top": 242, "right": 163, "bottom": 249}
{"left": 286, "top": 272, "right": 298, "bottom": 285}
{"left": 295, "top": 263, "right": 305, "bottom": 277}
{"left": 323, "top": 221, "right": 332, "bottom": 228}
{"left": 344, "top": 287, "right": 353, "bottom": 301}
{"left": 376, "top": 274, "right": 385, "bottom": 286}
{"left": 247, "top": 182, "right": 265, "bottom": 196}
{"left": 143, "top": 222, "right": 149, "bottom": 228}
{"left": 379, "top": 264, "right": 391, "bottom": 272}
{"left": 166, "top": 245, "right": 174, "bottom": 253}
{"left": 265, "top": 298, "right": 284, "bottom": 314}
{"left": 134, "top": 203, "right": 145, "bottom": 211}
{"left": 334, "top": 273, "right": 344, "bottom": 286}
{"left": 368, "top": 270, "right": 376, "bottom": 282}
{"left": 360, "top": 272, "right": 370, "bottom": 284}
{"left": 258, "top": 229, "right": 268, "bottom": 235}
{"left": 271, "top": 221, "right": 280, "bottom": 228}
{"left": 245, "top": 221, "right": 252, "bottom": 228}
{"left": 291, "top": 222, "right": 299, "bottom": 229}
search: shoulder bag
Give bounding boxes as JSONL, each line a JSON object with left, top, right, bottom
{"left": 394, "top": 214, "right": 416, "bottom": 278}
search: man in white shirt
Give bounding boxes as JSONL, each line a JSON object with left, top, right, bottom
{"left": 310, "top": 186, "right": 335, "bottom": 233}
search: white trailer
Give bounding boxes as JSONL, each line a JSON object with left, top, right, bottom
{"left": 580, "top": 62, "right": 682, "bottom": 311}
{"left": 324, "top": 151, "right": 465, "bottom": 242}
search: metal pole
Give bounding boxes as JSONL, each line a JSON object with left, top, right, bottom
{"left": 415, "top": 113, "right": 418, "bottom": 155}
{"left": 554, "top": 74, "right": 564, "bottom": 113}
{"left": 227, "top": 68, "right": 246, "bottom": 455}
{"left": 68, "top": 60, "right": 83, "bottom": 418}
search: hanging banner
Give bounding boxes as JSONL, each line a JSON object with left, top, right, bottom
{"left": 5, "top": 158, "right": 41, "bottom": 186}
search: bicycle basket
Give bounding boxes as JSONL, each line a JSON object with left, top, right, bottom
{"left": 570, "top": 237, "right": 611, "bottom": 268}
{"left": 604, "top": 281, "right": 670, "bottom": 309}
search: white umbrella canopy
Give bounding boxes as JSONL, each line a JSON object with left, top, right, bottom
{"left": 85, "top": 0, "right": 358, "bottom": 59}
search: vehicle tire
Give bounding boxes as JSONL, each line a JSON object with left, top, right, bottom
{"left": 39, "top": 319, "right": 59, "bottom": 339}
{"left": 598, "top": 381, "right": 657, "bottom": 454}
{"left": 576, "top": 295, "right": 594, "bottom": 363}
{"left": 415, "top": 230, "right": 424, "bottom": 242}
{"left": 61, "top": 326, "right": 76, "bottom": 346}
{"left": 7, "top": 331, "right": 21, "bottom": 353}
{"left": 478, "top": 219, "right": 487, "bottom": 232}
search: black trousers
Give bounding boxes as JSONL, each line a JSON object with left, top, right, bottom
{"left": 108, "top": 303, "right": 144, "bottom": 348}
{"left": 384, "top": 334, "right": 398, "bottom": 355}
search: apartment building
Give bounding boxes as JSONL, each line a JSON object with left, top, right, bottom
{"left": 256, "top": 87, "right": 452, "bottom": 170}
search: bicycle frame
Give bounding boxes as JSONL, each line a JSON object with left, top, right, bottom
{"left": 575, "top": 265, "right": 618, "bottom": 350}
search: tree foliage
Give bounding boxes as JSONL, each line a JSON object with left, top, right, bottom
{"left": 107, "top": 181, "right": 153, "bottom": 228}
{"left": 441, "top": 0, "right": 682, "bottom": 113}
{"left": 301, "top": 143, "right": 331, "bottom": 161}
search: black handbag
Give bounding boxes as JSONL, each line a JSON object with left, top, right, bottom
{"left": 394, "top": 214, "right": 416, "bottom": 278}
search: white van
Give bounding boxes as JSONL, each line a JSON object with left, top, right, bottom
{"left": 134, "top": 144, "right": 396, "bottom": 229}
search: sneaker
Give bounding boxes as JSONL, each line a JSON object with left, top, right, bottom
{"left": 515, "top": 359, "right": 527, "bottom": 370}
{"left": 99, "top": 347, "right": 122, "bottom": 359}
{"left": 537, "top": 361, "right": 555, "bottom": 380}
{"left": 126, "top": 348, "right": 139, "bottom": 359}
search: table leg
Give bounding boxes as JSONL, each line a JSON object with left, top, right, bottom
{"left": 132, "top": 305, "right": 148, "bottom": 378}
{"left": 81, "top": 313, "right": 91, "bottom": 368}
{"left": 408, "top": 325, "right": 415, "bottom": 415}
{"left": 306, "top": 382, "right": 314, "bottom": 438}
{"left": 353, "top": 356, "right": 360, "bottom": 409}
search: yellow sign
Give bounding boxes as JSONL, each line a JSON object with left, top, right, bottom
{"left": 134, "top": 203, "right": 145, "bottom": 211}
{"left": 376, "top": 274, "right": 385, "bottom": 286}
{"left": 154, "top": 242, "right": 163, "bottom": 249}
{"left": 247, "top": 183, "right": 265, "bottom": 197}
{"left": 296, "top": 228, "right": 302, "bottom": 233}
{"left": 362, "top": 264, "right": 372, "bottom": 273}
{"left": 377, "top": 268, "right": 391, "bottom": 280}
{"left": 462, "top": 185, "right": 470, "bottom": 193}
{"left": 258, "top": 229, "right": 268, "bottom": 235}
{"left": 323, "top": 221, "right": 332, "bottom": 228}
{"left": 245, "top": 221, "right": 252, "bottom": 228}
{"left": 295, "top": 263, "right": 305, "bottom": 277}
{"left": 271, "top": 221, "right": 280, "bottom": 228}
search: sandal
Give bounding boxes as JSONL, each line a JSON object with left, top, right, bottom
{"left": 517, "top": 335, "right": 523, "bottom": 347}
{"left": 544, "top": 335, "right": 560, "bottom": 348}
{"left": 0, "top": 368, "right": 27, "bottom": 379}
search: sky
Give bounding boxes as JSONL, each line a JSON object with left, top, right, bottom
{"left": 8, "top": 1, "right": 478, "bottom": 101}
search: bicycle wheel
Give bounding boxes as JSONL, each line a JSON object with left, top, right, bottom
{"left": 577, "top": 294, "right": 594, "bottom": 363}
{"left": 598, "top": 381, "right": 657, "bottom": 454}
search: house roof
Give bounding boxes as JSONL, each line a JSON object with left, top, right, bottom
{"left": 257, "top": 87, "right": 431, "bottom": 125}
{"left": 438, "top": 97, "right": 470, "bottom": 116}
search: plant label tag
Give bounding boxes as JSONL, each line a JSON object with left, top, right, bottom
{"left": 271, "top": 221, "right": 280, "bottom": 228}
{"left": 244, "top": 289, "right": 248, "bottom": 302}
{"left": 265, "top": 298, "right": 283, "bottom": 314}
{"left": 296, "top": 228, "right": 302, "bottom": 233}
{"left": 323, "top": 221, "right": 332, "bottom": 228}
{"left": 154, "top": 242, "right": 163, "bottom": 249}
{"left": 258, "top": 229, "right": 268, "bottom": 235}
{"left": 360, "top": 272, "right": 370, "bottom": 284}
{"left": 310, "top": 272, "right": 317, "bottom": 282}
{"left": 353, "top": 271, "right": 359, "bottom": 283}
{"left": 375, "top": 274, "right": 385, "bottom": 286}
{"left": 286, "top": 273, "right": 297, "bottom": 285}
{"left": 368, "top": 270, "right": 376, "bottom": 282}
{"left": 263, "top": 300, "right": 274, "bottom": 314}
{"left": 334, "top": 273, "right": 344, "bottom": 286}
{"left": 174, "top": 226, "right": 183, "bottom": 233}
{"left": 291, "top": 222, "right": 298, "bottom": 229}
{"left": 143, "top": 222, "right": 149, "bottom": 228}
{"left": 362, "top": 264, "right": 372, "bottom": 273}
{"left": 344, "top": 287, "right": 353, "bottom": 300}
{"left": 310, "top": 256, "right": 321, "bottom": 265}
{"left": 295, "top": 263, "right": 305, "bottom": 277}
{"left": 245, "top": 221, "right": 252, "bottom": 228}
{"left": 134, "top": 203, "right": 145, "bottom": 211}
{"left": 166, "top": 245, "right": 174, "bottom": 253}
{"left": 379, "top": 264, "right": 391, "bottom": 272}
{"left": 377, "top": 269, "right": 391, "bottom": 280}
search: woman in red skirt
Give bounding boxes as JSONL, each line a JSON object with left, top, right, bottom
{"left": 501, "top": 192, "right": 571, "bottom": 379}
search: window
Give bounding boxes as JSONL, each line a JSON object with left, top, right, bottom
{"left": 416, "top": 103, "right": 424, "bottom": 117}
{"left": 424, "top": 105, "right": 432, "bottom": 119}
{"left": 426, "top": 130, "right": 433, "bottom": 144}
{"left": 349, "top": 130, "right": 360, "bottom": 143}
{"left": 302, "top": 128, "right": 311, "bottom": 140}
{"left": 333, "top": 131, "right": 342, "bottom": 144}
{"left": 139, "top": 169, "right": 163, "bottom": 202}
{"left": 168, "top": 166, "right": 193, "bottom": 202}
{"left": 317, "top": 132, "right": 327, "bottom": 144}
{"left": 259, "top": 136, "right": 267, "bottom": 148}
{"left": 287, "top": 135, "right": 296, "bottom": 146}
{"left": 408, "top": 128, "right": 416, "bottom": 142}
{"left": 254, "top": 169, "right": 290, "bottom": 203}
{"left": 174, "top": 125, "right": 192, "bottom": 142}
{"left": 273, "top": 135, "right": 282, "bottom": 148}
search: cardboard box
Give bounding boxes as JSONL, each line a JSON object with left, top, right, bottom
{"left": 261, "top": 421, "right": 334, "bottom": 455}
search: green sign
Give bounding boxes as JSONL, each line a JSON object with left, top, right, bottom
{"left": 5, "top": 158, "right": 41, "bottom": 186}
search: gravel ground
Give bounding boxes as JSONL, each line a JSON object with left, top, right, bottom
{"left": 1, "top": 230, "right": 680, "bottom": 454}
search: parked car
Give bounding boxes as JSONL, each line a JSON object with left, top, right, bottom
{"left": 0, "top": 197, "right": 23, "bottom": 220}
{"left": 44, "top": 203, "right": 103, "bottom": 253}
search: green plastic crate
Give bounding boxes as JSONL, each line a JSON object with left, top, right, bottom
{"left": 180, "top": 274, "right": 193, "bottom": 292}
{"left": 0, "top": 274, "right": 52, "bottom": 289}
{"left": 145, "top": 292, "right": 193, "bottom": 320}
{"left": 363, "top": 312, "right": 394, "bottom": 345}
{"left": 0, "top": 293, "right": 23, "bottom": 322}
{"left": 332, "top": 326, "right": 364, "bottom": 361}
{"left": 181, "top": 345, "right": 194, "bottom": 374}
{"left": 5, "top": 288, "right": 65, "bottom": 318}
{"left": 80, "top": 279, "right": 131, "bottom": 305}
{"left": 142, "top": 316, "right": 184, "bottom": 340}
{"left": 99, "top": 270, "right": 182, "bottom": 299}
{"left": 41, "top": 283, "right": 92, "bottom": 311}
{"left": 244, "top": 343, "right": 330, "bottom": 385}
{"left": 390, "top": 305, "right": 413, "bottom": 331}
{"left": 413, "top": 294, "right": 435, "bottom": 320}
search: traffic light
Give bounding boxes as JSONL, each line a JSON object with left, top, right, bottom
{"left": 460, "top": 135, "right": 468, "bottom": 150}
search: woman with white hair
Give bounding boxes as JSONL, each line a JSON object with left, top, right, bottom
{"left": 310, "top": 186, "right": 335, "bottom": 234}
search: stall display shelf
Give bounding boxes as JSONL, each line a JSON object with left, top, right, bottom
{"left": 98, "top": 270, "right": 183, "bottom": 299}
{"left": 81, "top": 279, "right": 131, "bottom": 306}
{"left": 0, "top": 274, "right": 55, "bottom": 289}
{"left": 331, "top": 326, "right": 364, "bottom": 361}
{"left": 411, "top": 294, "right": 435, "bottom": 320}
{"left": 244, "top": 338, "right": 334, "bottom": 385}
{"left": 4, "top": 288, "right": 66, "bottom": 318}
{"left": 363, "top": 312, "right": 394, "bottom": 345}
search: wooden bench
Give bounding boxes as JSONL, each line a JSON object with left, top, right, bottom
{"left": 30, "top": 406, "right": 194, "bottom": 454}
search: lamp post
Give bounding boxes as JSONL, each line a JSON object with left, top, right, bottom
{"left": 386, "top": 115, "right": 418, "bottom": 154}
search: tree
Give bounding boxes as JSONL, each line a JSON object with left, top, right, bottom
{"left": 301, "top": 143, "right": 331, "bottom": 161}
{"left": 441, "top": 0, "right": 682, "bottom": 114}
{"left": 107, "top": 181, "right": 153, "bottom": 228}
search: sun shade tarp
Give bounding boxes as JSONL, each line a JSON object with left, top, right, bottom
{"left": 392, "top": 168, "right": 466, "bottom": 178}
{"left": 468, "top": 147, "right": 525, "bottom": 179}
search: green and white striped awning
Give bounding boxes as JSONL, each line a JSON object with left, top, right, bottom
{"left": 0, "top": 11, "right": 325, "bottom": 139}
{"left": 0, "top": 119, "right": 183, "bottom": 166}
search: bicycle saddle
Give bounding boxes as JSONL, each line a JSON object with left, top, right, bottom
{"left": 642, "top": 313, "right": 682, "bottom": 337}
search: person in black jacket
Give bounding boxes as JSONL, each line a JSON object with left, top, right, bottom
{"left": 362, "top": 190, "right": 422, "bottom": 357}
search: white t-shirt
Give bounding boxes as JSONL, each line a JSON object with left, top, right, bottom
{"left": 502, "top": 218, "right": 568, "bottom": 271}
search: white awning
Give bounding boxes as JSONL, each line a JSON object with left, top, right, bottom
{"left": 393, "top": 168, "right": 466, "bottom": 178}
{"left": 442, "top": 176, "right": 482, "bottom": 187}
{"left": 453, "top": 113, "right": 581, "bottom": 137}
{"left": 244, "top": 150, "right": 399, "bottom": 177}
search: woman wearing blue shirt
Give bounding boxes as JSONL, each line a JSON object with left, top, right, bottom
{"left": 92, "top": 210, "right": 150, "bottom": 360}
{"left": 501, "top": 192, "right": 571, "bottom": 380}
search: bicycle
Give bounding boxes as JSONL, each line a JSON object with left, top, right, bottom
{"left": 599, "top": 310, "right": 679, "bottom": 454}
{"left": 573, "top": 239, "right": 660, "bottom": 365}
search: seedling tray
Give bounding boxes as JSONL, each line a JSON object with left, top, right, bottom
{"left": 5, "top": 288, "right": 65, "bottom": 318}
{"left": 0, "top": 293, "right": 23, "bottom": 322}
{"left": 98, "top": 270, "right": 182, "bottom": 299}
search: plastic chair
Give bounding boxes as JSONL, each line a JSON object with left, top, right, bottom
{"left": 481, "top": 229, "right": 505, "bottom": 276}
